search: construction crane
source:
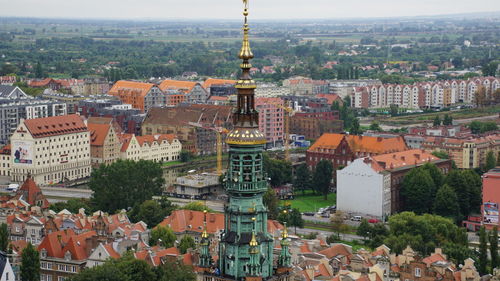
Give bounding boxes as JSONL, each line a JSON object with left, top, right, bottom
{"left": 187, "top": 122, "right": 227, "bottom": 175}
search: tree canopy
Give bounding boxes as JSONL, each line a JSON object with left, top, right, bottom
{"left": 90, "top": 160, "right": 165, "bottom": 213}
{"left": 312, "top": 159, "right": 333, "bottom": 200}
{"left": 150, "top": 226, "right": 177, "bottom": 248}
{"left": 128, "top": 198, "right": 176, "bottom": 228}
{"left": 263, "top": 153, "right": 292, "bottom": 187}
{"left": 21, "top": 243, "right": 40, "bottom": 281}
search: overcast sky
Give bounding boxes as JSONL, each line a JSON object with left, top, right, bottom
{"left": 0, "top": 0, "right": 499, "bottom": 20}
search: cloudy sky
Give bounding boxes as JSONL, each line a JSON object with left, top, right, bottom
{"left": 0, "top": 0, "right": 499, "bottom": 20}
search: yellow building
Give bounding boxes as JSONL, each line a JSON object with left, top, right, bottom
{"left": 10, "top": 114, "right": 91, "bottom": 185}
{"left": 87, "top": 117, "right": 122, "bottom": 168}
{"left": 120, "top": 134, "right": 181, "bottom": 163}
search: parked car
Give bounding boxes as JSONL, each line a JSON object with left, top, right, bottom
{"left": 6, "top": 184, "right": 19, "bottom": 192}
{"left": 351, "top": 216, "right": 362, "bottom": 222}
{"left": 368, "top": 218, "right": 380, "bottom": 223}
{"left": 303, "top": 212, "right": 315, "bottom": 216}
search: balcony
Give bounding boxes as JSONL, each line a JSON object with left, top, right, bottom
{"left": 226, "top": 180, "right": 267, "bottom": 193}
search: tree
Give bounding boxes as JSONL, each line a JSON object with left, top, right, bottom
{"left": 34, "top": 61, "right": 44, "bottom": 78}
{"left": 475, "top": 86, "right": 487, "bottom": 107}
{"left": 49, "top": 198, "right": 93, "bottom": 214}
{"left": 0, "top": 223, "right": 8, "bottom": 252}
{"left": 178, "top": 236, "right": 195, "bottom": 254}
{"left": 263, "top": 188, "right": 280, "bottom": 220}
{"left": 312, "top": 159, "right": 333, "bottom": 200}
{"left": 150, "top": 226, "right": 176, "bottom": 248}
{"left": 154, "top": 260, "right": 197, "bottom": 281}
{"left": 350, "top": 118, "right": 362, "bottom": 135}
{"left": 485, "top": 151, "right": 497, "bottom": 172}
{"left": 179, "top": 150, "right": 194, "bottom": 162}
{"left": 400, "top": 168, "right": 435, "bottom": 214}
{"left": 433, "top": 115, "right": 441, "bottom": 126}
{"left": 479, "top": 226, "right": 488, "bottom": 275}
{"left": 356, "top": 219, "right": 372, "bottom": 241}
{"left": 181, "top": 202, "right": 213, "bottom": 212}
{"left": 420, "top": 163, "right": 444, "bottom": 192}
{"left": 90, "top": 160, "right": 165, "bottom": 213}
{"left": 491, "top": 226, "right": 499, "bottom": 272}
{"left": 445, "top": 170, "right": 482, "bottom": 217}
{"left": 330, "top": 211, "right": 348, "bottom": 239}
{"left": 278, "top": 208, "right": 304, "bottom": 234}
{"left": 469, "top": 121, "right": 498, "bottom": 134}
{"left": 263, "top": 154, "right": 292, "bottom": 187}
{"left": 369, "top": 121, "right": 382, "bottom": 132}
{"left": 433, "top": 184, "right": 460, "bottom": 220}
{"left": 21, "top": 243, "right": 40, "bottom": 281}
{"left": 294, "top": 163, "right": 311, "bottom": 195}
{"left": 128, "top": 199, "right": 175, "bottom": 228}
{"left": 431, "top": 150, "right": 449, "bottom": 159}
{"left": 443, "top": 114, "right": 453, "bottom": 125}
{"left": 389, "top": 104, "right": 399, "bottom": 116}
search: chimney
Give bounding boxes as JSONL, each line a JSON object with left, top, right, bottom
{"left": 189, "top": 211, "right": 193, "bottom": 221}
{"left": 414, "top": 154, "right": 420, "bottom": 160}
{"left": 401, "top": 156, "right": 405, "bottom": 161}
{"left": 377, "top": 137, "right": 382, "bottom": 142}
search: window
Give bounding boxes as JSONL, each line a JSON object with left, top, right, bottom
{"left": 415, "top": 268, "right": 421, "bottom": 277}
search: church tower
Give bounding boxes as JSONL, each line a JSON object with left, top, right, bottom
{"left": 219, "top": 0, "right": 273, "bottom": 279}
{"left": 197, "top": 1, "right": 292, "bottom": 280}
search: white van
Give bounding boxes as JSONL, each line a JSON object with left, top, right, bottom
{"left": 351, "top": 216, "right": 362, "bottom": 222}
{"left": 7, "top": 184, "right": 19, "bottom": 192}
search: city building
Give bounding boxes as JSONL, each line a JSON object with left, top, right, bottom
{"left": 87, "top": 117, "right": 122, "bottom": 167}
{"left": 0, "top": 86, "right": 29, "bottom": 100}
{"left": 165, "top": 173, "right": 222, "bottom": 199}
{"left": 0, "top": 76, "right": 16, "bottom": 86}
{"left": 421, "top": 133, "right": 500, "bottom": 169}
{"left": 290, "top": 112, "right": 343, "bottom": 140}
{"left": 203, "top": 78, "right": 236, "bottom": 97}
{"left": 0, "top": 145, "right": 10, "bottom": 177}
{"left": 306, "top": 133, "right": 408, "bottom": 170}
{"left": 464, "top": 168, "right": 500, "bottom": 231}
{"left": 119, "top": 133, "right": 181, "bottom": 162}
{"left": 108, "top": 80, "right": 163, "bottom": 112}
{"left": 141, "top": 105, "right": 232, "bottom": 155}
{"left": 254, "top": 83, "right": 289, "bottom": 97}
{"left": 0, "top": 251, "right": 15, "bottom": 281}
{"left": 337, "top": 149, "right": 452, "bottom": 217}
{"left": 255, "top": 97, "right": 284, "bottom": 148}
{"left": 158, "top": 80, "right": 209, "bottom": 104}
{"left": 10, "top": 114, "right": 91, "bottom": 185}
{"left": 12, "top": 174, "right": 50, "bottom": 211}
{"left": 328, "top": 79, "right": 382, "bottom": 99}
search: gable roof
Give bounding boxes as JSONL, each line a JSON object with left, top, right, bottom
{"left": 23, "top": 114, "right": 87, "bottom": 138}
{"left": 108, "top": 80, "right": 155, "bottom": 98}
{"left": 38, "top": 229, "right": 97, "bottom": 260}
{"left": 158, "top": 80, "right": 198, "bottom": 93}
{"left": 88, "top": 123, "right": 111, "bottom": 146}
{"left": 316, "top": 94, "right": 342, "bottom": 105}
{"left": 318, "top": 243, "right": 353, "bottom": 259}
{"left": 203, "top": 78, "right": 236, "bottom": 89}
{"left": 135, "top": 134, "right": 178, "bottom": 147}
{"left": 0, "top": 85, "right": 28, "bottom": 99}
{"left": 371, "top": 149, "right": 441, "bottom": 171}
{"left": 14, "top": 175, "right": 49, "bottom": 209}
{"left": 308, "top": 134, "right": 408, "bottom": 155}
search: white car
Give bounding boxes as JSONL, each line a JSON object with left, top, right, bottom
{"left": 6, "top": 184, "right": 19, "bottom": 192}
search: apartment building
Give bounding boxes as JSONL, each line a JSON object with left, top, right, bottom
{"left": 87, "top": 117, "right": 122, "bottom": 167}
{"left": 10, "top": 114, "right": 91, "bottom": 185}
{"left": 120, "top": 134, "right": 181, "bottom": 162}
{"left": 158, "top": 80, "right": 209, "bottom": 104}
{"left": 255, "top": 97, "right": 284, "bottom": 148}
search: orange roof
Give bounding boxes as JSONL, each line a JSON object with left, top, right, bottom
{"left": 309, "top": 134, "right": 408, "bottom": 155}
{"left": 10, "top": 240, "right": 28, "bottom": 255}
{"left": 14, "top": 175, "right": 49, "bottom": 208}
{"left": 318, "top": 244, "right": 352, "bottom": 259}
{"left": 372, "top": 149, "right": 441, "bottom": 171}
{"left": 159, "top": 80, "right": 198, "bottom": 93}
{"left": 422, "top": 252, "right": 447, "bottom": 266}
{"left": 158, "top": 210, "right": 282, "bottom": 235}
{"left": 23, "top": 114, "right": 87, "bottom": 138}
{"left": 88, "top": 123, "right": 110, "bottom": 146}
{"left": 103, "top": 243, "right": 121, "bottom": 259}
{"left": 0, "top": 144, "right": 10, "bottom": 155}
{"left": 300, "top": 243, "right": 311, "bottom": 253}
{"left": 316, "top": 94, "right": 342, "bottom": 105}
{"left": 315, "top": 263, "right": 331, "bottom": 278}
{"left": 209, "top": 96, "right": 229, "bottom": 101}
{"left": 108, "top": 80, "right": 155, "bottom": 98}
{"left": 203, "top": 78, "right": 236, "bottom": 89}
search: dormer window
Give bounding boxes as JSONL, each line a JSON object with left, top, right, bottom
{"left": 40, "top": 249, "right": 47, "bottom": 258}
{"left": 64, "top": 251, "right": 72, "bottom": 261}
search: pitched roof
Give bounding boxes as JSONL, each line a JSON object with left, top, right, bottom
{"left": 23, "top": 114, "right": 87, "bottom": 138}
{"left": 103, "top": 243, "right": 121, "bottom": 259}
{"left": 135, "top": 134, "right": 178, "bottom": 146}
{"left": 88, "top": 123, "right": 110, "bottom": 146}
{"left": 308, "top": 134, "right": 408, "bottom": 155}
{"left": 316, "top": 94, "right": 342, "bottom": 105}
{"left": 108, "top": 80, "right": 155, "bottom": 98}
{"left": 203, "top": 78, "right": 236, "bottom": 89}
{"left": 38, "top": 229, "right": 97, "bottom": 260}
{"left": 371, "top": 149, "right": 441, "bottom": 171}
{"left": 318, "top": 244, "right": 352, "bottom": 259}
{"left": 14, "top": 175, "right": 49, "bottom": 209}
{"left": 159, "top": 80, "right": 198, "bottom": 93}
{"left": 143, "top": 105, "right": 232, "bottom": 127}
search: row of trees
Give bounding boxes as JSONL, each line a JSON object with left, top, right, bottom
{"left": 332, "top": 97, "right": 361, "bottom": 135}
{"left": 357, "top": 212, "right": 471, "bottom": 265}
{"left": 401, "top": 163, "right": 481, "bottom": 221}
{"left": 478, "top": 226, "right": 499, "bottom": 275}
{"left": 433, "top": 114, "right": 453, "bottom": 126}
{"left": 294, "top": 160, "right": 333, "bottom": 200}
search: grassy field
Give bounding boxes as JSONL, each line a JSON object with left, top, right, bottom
{"left": 288, "top": 190, "right": 336, "bottom": 212}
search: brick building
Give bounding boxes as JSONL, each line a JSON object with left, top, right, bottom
{"left": 108, "top": 80, "right": 163, "bottom": 112}
{"left": 290, "top": 111, "right": 343, "bottom": 140}
{"left": 306, "top": 133, "right": 408, "bottom": 170}
{"left": 87, "top": 117, "right": 122, "bottom": 167}
{"left": 255, "top": 97, "right": 284, "bottom": 148}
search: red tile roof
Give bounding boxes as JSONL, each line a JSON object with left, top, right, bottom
{"left": 159, "top": 80, "right": 198, "bottom": 93}
{"left": 88, "top": 123, "right": 110, "bottom": 146}
{"left": 103, "top": 243, "right": 120, "bottom": 259}
{"left": 108, "top": 81, "right": 155, "bottom": 98}
{"left": 371, "top": 149, "right": 441, "bottom": 171}
{"left": 38, "top": 229, "right": 97, "bottom": 260}
{"left": 309, "top": 134, "right": 408, "bottom": 155}
{"left": 23, "top": 114, "right": 87, "bottom": 138}
{"left": 14, "top": 175, "right": 49, "bottom": 208}
{"left": 135, "top": 134, "right": 178, "bottom": 147}
{"left": 203, "top": 78, "right": 236, "bottom": 89}
{"left": 316, "top": 94, "right": 342, "bottom": 105}
{"left": 318, "top": 244, "right": 352, "bottom": 259}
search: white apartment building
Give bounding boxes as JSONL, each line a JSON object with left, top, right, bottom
{"left": 10, "top": 114, "right": 91, "bottom": 185}
{"left": 120, "top": 134, "right": 182, "bottom": 162}
{"left": 337, "top": 158, "right": 391, "bottom": 219}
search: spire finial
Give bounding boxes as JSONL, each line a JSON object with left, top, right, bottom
{"left": 249, "top": 217, "right": 258, "bottom": 247}
{"left": 201, "top": 209, "right": 208, "bottom": 239}
{"left": 239, "top": 0, "right": 253, "bottom": 61}
{"left": 282, "top": 222, "right": 289, "bottom": 239}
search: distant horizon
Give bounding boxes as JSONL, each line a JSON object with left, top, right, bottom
{"left": 1, "top": 10, "right": 500, "bottom": 23}
{"left": 0, "top": 0, "right": 499, "bottom": 21}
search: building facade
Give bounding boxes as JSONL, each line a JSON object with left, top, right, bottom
{"left": 255, "top": 97, "right": 284, "bottom": 148}
{"left": 10, "top": 114, "right": 91, "bottom": 185}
